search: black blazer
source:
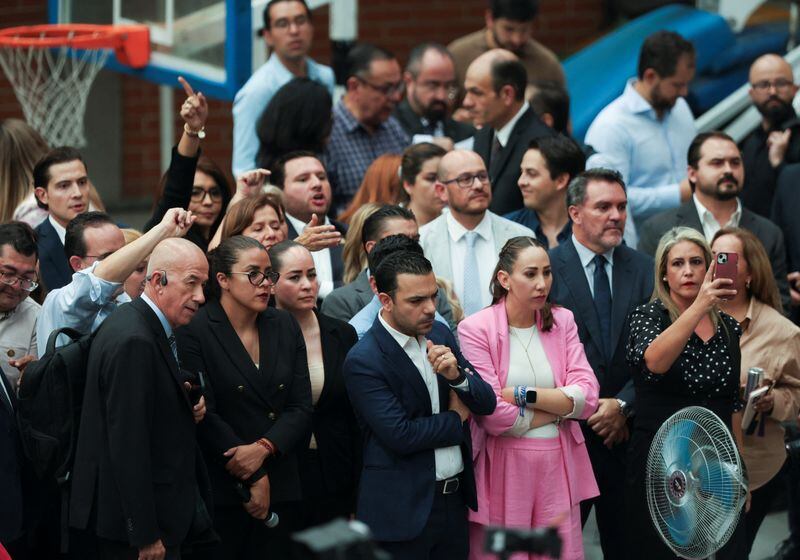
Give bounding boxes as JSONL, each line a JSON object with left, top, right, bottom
{"left": 176, "top": 300, "right": 312, "bottom": 507}
{"left": 308, "top": 312, "right": 359, "bottom": 497}
{"left": 773, "top": 163, "right": 800, "bottom": 273}
{"left": 392, "top": 99, "right": 475, "bottom": 143}
{"left": 473, "top": 107, "right": 553, "bottom": 216}
{"left": 70, "top": 298, "right": 202, "bottom": 549}
{"left": 285, "top": 218, "right": 347, "bottom": 292}
{"left": 343, "top": 319, "right": 495, "bottom": 542}
{"left": 34, "top": 218, "right": 72, "bottom": 291}
{"left": 0, "top": 369, "right": 23, "bottom": 543}
{"left": 638, "top": 199, "right": 790, "bottom": 311}
{"left": 549, "top": 239, "right": 654, "bottom": 406}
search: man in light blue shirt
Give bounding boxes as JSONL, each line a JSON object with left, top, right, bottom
{"left": 585, "top": 31, "right": 697, "bottom": 246}
{"left": 36, "top": 208, "right": 195, "bottom": 354}
{"left": 232, "top": 0, "right": 335, "bottom": 175}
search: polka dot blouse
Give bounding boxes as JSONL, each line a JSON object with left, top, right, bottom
{"left": 626, "top": 299, "right": 744, "bottom": 412}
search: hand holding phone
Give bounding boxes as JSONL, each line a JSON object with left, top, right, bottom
{"left": 713, "top": 252, "right": 738, "bottom": 300}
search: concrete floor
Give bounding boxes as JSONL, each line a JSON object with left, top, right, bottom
{"left": 582, "top": 509, "right": 789, "bottom": 559}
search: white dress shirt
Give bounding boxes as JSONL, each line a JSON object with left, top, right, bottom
{"left": 447, "top": 212, "right": 496, "bottom": 311}
{"left": 286, "top": 213, "right": 335, "bottom": 300}
{"left": 48, "top": 215, "right": 67, "bottom": 245}
{"left": 692, "top": 194, "right": 742, "bottom": 242}
{"left": 378, "top": 312, "right": 464, "bottom": 481}
{"left": 572, "top": 234, "right": 615, "bottom": 298}
{"left": 495, "top": 101, "right": 530, "bottom": 148}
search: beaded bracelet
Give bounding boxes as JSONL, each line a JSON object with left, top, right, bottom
{"left": 514, "top": 385, "right": 528, "bottom": 416}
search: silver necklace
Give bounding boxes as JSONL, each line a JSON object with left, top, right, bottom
{"left": 510, "top": 325, "right": 538, "bottom": 385}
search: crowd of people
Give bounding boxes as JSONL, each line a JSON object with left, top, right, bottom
{"left": 2, "top": 0, "right": 800, "bottom": 559}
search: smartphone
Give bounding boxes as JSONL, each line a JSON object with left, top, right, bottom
{"left": 714, "top": 252, "right": 738, "bottom": 298}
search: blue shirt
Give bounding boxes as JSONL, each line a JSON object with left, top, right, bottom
{"left": 232, "top": 55, "right": 335, "bottom": 175}
{"left": 36, "top": 262, "right": 131, "bottom": 356}
{"left": 503, "top": 208, "right": 572, "bottom": 249}
{"left": 349, "top": 295, "right": 449, "bottom": 340}
{"left": 140, "top": 293, "right": 172, "bottom": 340}
{"left": 585, "top": 79, "right": 696, "bottom": 224}
{"left": 324, "top": 100, "right": 409, "bottom": 214}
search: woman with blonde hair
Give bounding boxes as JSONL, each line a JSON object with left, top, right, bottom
{"left": 341, "top": 203, "right": 381, "bottom": 284}
{"left": 711, "top": 227, "right": 800, "bottom": 553}
{"left": 337, "top": 154, "right": 403, "bottom": 224}
{"left": 625, "top": 226, "right": 746, "bottom": 559}
{"left": 1, "top": 119, "right": 49, "bottom": 225}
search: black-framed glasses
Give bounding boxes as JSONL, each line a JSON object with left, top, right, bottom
{"left": 83, "top": 251, "right": 115, "bottom": 261}
{"left": 230, "top": 270, "right": 280, "bottom": 286}
{"left": 442, "top": 171, "right": 490, "bottom": 189}
{"left": 356, "top": 76, "right": 405, "bottom": 97}
{"left": 0, "top": 270, "right": 38, "bottom": 292}
{"left": 190, "top": 187, "right": 223, "bottom": 202}
{"left": 751, "top": 79, "right": 794, "bottom": 92}
{"left": 272, "top": 14, "right": 309, "bottom": 30}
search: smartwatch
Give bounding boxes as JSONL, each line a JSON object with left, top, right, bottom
{"left": 616, "top": 398, "right": 632, "bottom": 418}
{"left": 525, "top": 388, "right": 538, "bottom": 404}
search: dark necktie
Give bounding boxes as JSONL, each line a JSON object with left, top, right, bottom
{"left": 592, "top": 254, "right": 612, "bottom": 357}
{"left": 168, "top": 333, "right": 180, "bottom": 367}
{"left": 490, "top": 133, "right": 502, "bottom": 174}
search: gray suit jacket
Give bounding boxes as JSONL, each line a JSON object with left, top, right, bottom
{"left": 419, "top": 211, "right": 535, "bottom": 283}
{"left": 639, "top": 199, "right": 790, "bottom": 311}
{"left": 321, "top": 268, "right": 457, "bottom": 332}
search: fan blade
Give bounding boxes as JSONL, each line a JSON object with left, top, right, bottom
{"left": 660, "top": 419, "right": 695, "bottom": 469}
{"left": 696, "top": 459, "right": 740, "bottom": 509}
{"left": 662, "top": 500, "right": 698, "bottom": 547}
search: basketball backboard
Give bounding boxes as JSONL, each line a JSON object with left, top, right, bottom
{"left": 51, "top": 0, "right": 356, "bottom": 101}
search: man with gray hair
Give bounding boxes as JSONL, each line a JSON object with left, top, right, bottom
{"left": 393, "top": 42, "right": 474, "bottom": 144}
{"left": 547, "top": 168, "right": 653, "bottom": 558}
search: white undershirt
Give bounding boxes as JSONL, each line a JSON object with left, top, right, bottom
{"left": 505, "top": 325, "right": 558, "bottom": 438}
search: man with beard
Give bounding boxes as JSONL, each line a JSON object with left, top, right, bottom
{"left": 639, "top": 131, "right": 790, "bottom": 309}
{"left": 585, "top": 31, "right": 697, "bottom": 247}
{"left": 418, "top": 150, "right": 533, "bottom": 317}
{"left": 739, "top": 54, "right": 800, "bottom": 217}
{"left": 393, "top": 43, "right": 474, "bottom": 144}
{"left": 448, "top": 0, "right": 564, "bottom": 93}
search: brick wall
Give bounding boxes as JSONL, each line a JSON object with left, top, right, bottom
{"left": 0, "top": 0, "right": 605, "bottom": 204}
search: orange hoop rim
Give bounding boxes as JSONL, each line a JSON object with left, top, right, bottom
{"left": 0, "top": 24, "right": 151, "bottom": 68}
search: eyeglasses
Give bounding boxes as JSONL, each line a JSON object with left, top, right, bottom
{"left": 190, "top": 187, "right": 223, "bottom": 202}
{"left": 442, "top": 171, "right": 490, "bottom": 189}
{"left": 83, "top": 251, "right": 115, "bottom": 261}
{"left": 230, "top": 270, "right": 281, "bottom": 286}
{"left": 0, "top": 270, "right": 38, "bottom": 292}
{"left": 751, "top": 79, "right": 795, "bottom": 92}
{"left": 417, "top": 80, "right": 459, "bottom": 100}
{"left": 272, "top": 14, "right": 309, "bottom": 30}
{"left": 356, "top": 76, "right": 405, "bottom": 97}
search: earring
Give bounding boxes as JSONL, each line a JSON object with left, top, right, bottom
{"left": 662, "top": 276, "right": 667, "bottom": 282}
{"left": 746, "top": 280, "right": 751, "bottom": 289}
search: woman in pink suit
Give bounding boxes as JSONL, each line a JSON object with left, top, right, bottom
{"left": 458, "top": 236, "right": 600, "bottom": 560}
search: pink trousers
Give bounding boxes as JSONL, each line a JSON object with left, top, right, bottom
{"left": 468, "top": 436, "right": 584, "bottom": 560}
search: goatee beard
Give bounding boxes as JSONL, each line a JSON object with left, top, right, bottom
{"left": 757, "top": 97, "right": 795, "bottom": 129}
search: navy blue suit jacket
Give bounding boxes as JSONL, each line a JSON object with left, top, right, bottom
{"left": 0, "top": 368, "right": 23, "bottom": 543}
{"left": 548, "top": 239, "right": 654, "bottom": 407}
{"left": 34, "top": 218, "right": 72, "bottom": 291}
{"left": 343, "top": 318, "right": 495, "bottom": 542}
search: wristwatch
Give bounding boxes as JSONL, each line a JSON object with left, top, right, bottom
{"left": 525, "top": 388, "right": 538, "bottom": 404}
{"left": 616, "top": 398, "right": 632, "bottom": 418}
{"left": 184, "top": 123, "right": 206, "bottom": 139}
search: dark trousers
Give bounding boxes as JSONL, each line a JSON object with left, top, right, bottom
{"left": 378, "top": 487, "right": 468, "bottom": 560}
{"left": 295, "top": 448, "right": 354, "bottom": 530}
{"left": 580, "top": 426, "right": 628, "bottom": 560}
{"left": 745, "top": 461, "right": 787, "bottom": 553}
{"left": 210, "top": 501, "right": 302, "bottom": 560}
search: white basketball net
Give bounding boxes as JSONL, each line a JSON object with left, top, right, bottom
{"left": 0, "top": 42, "right": 110, "bottom": 148}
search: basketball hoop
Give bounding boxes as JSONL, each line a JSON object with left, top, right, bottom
{"left": 0, "top": 24, "right": 150, "bottom": 148}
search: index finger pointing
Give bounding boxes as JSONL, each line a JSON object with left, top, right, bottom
{"left": 178, "top": 76, "right": 195, "bottom": 98}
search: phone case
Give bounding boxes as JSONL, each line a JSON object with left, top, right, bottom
{"left": 714, "top": 252, "right": 738, "bottom": 283}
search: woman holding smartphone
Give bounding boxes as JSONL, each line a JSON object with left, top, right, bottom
{"left": 625, "top": 226, "right": 746, "bottom": 560}
{"left": 712, "top": 227, "right": 800, "bottom": 553}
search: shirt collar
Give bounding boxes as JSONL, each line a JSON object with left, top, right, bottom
{"left": 692, "top": 194, "right": 742, "bottom": 227}
{"left": 446, "top": 211, "right": 492, "bottom": 243}
{"left": 740, "top": 296, "right": 759, "bottom": 333}
{"left": 572, "top": 234, "right": 615, "bottom": 268}
{"left": 621, "top": 78, "right": 674, "bottom": 118}
{"left": 495, "top": 101, "right": 529, "bottom": 148}
{"left": 48, "top": 214, "right": 67, "bottom": 245}
{"left": 378, "top": 309, "right": 423, "bottom": 350}
{"left": 140, "top": 292, "right": 173, "bottom": 339}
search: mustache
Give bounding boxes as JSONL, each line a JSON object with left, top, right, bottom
{"left": 717, "top": 173, "right": 739, "bottom": 187}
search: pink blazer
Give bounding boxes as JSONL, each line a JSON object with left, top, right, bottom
{"left": 458, "top": 300, "right": 600, "bottom": 518}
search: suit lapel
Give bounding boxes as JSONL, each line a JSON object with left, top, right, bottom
{"left": 489, "top": 109, "right": 531, "bottom": 182}
{"left": 0, "top": 368, "right": 15, "bottom": 413}
{"left": 206, "top": 301, "right": 274, "bottom": 407}
{"left": 430, "top": 218, "right": 454, "bottom": 281}
{"left": 677, "top": 200, "right": 703, "bottom": 232}
{"left": 315, "top": 312, "right": 339, "bottom": 409}
{"left": 372, "top": 317, "right": 431, "bottom": 411}
{"left": 286, "top": 219, "right": 299, "bottom": 240}
{"left": 558, "top": 241, "right": 605, "bottom": 359}
{"left": 610, "top": 247, "right": 634, "bottom": 354}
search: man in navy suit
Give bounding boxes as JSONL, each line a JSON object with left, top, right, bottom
{"left": 548, "top": 168, "right": 654, "bottom": 559}
{"left": 343, "top": 250, "right": 495, "bottom": 559}
{"left": 32, "top": 147, "right": 91, "bottom": 291}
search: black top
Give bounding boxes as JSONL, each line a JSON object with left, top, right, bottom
{"left": 626, "top": 299, "right": 743, "bottom": 432}
{"left": 739, "top": 115, "right": 800, "bottom": 218}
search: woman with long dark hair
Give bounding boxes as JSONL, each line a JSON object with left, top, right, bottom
{"left": 177, "top": 235, "right": 311, "bottom": 559}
